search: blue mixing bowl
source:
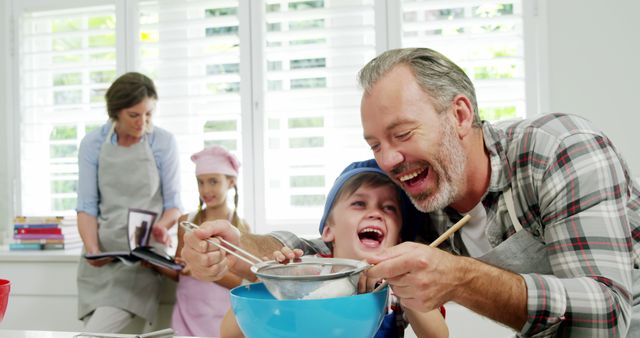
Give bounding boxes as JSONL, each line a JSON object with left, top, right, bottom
{"left": 230, "top": 282, "right": 389, "bottom": 338}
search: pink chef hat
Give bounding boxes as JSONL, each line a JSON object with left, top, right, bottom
{"left": 190, "top": 146, "right": 240, "bottom": 177}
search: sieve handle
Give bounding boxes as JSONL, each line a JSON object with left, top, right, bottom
{"left": 348, "top": 263, "right": 374, "bottom": 276}
{"left": 179, "top": 221, "right": 263, "bottom": 266}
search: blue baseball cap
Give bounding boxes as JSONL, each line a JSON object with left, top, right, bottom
{"left": 318, "top": 159, "right": 418, "bottom": 241}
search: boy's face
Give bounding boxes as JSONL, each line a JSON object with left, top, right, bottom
{"left": 322, "top": 184, "right": 402, "bottom": 260}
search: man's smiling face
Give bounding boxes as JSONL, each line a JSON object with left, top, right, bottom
{"left": 361, "top": 64, "right": 467, "bottom": 212}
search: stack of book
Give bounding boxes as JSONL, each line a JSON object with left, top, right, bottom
{"left": 10, "top": 216, "right": 66, "bottom": 251}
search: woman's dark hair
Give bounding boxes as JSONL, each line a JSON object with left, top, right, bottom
{"left": 105, "top": 72, "right": 158, "bottom": 120}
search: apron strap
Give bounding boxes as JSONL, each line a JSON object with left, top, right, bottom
{"left": 504, "top": 188, "right": 524, "bottom": 232}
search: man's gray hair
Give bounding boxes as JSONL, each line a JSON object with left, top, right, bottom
{"left": 358, "top": 48, "right": 481, "bottom": 127}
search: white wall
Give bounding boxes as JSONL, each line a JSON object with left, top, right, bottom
{"left": 544, "top": 0, "right": 640, "bottom": 175}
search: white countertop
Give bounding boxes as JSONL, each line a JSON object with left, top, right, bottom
{"left": 0, "top": 329, "right": 199, "bottom": 338}
{"left": 0, "top": 245, "right": 81, "bottom": 262}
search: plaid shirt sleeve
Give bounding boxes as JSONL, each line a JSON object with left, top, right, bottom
{"left": 514, "top": 116, "right": 635, "bottom": 337}
{"left": 268, "top": 231, "right": 332, "bottom": 256}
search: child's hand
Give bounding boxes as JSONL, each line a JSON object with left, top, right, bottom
{"left": 271, "top": 247, "right": 304, "bottom": 264}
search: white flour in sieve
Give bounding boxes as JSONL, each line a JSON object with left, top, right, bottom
{"left": 302, "top": 278, "right": 355, "bottom": 300}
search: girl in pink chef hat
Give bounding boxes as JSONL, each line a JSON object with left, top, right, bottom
{"left": 170, "top": 145, "right": 251, "bottom": 337}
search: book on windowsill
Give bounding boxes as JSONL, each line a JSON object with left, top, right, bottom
{"left": 9, "top": 242, "right": 65, "bottom": 250}
{"left": 84, "top": 208, "right": 183, "bottom": 271}
{"left": 13, "top": 216, "right": 64, "bottom": 226}
{"left": 14, "top": 227, "right": 62, "bottom": 235}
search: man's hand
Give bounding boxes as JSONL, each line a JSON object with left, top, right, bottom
{"left": 366, "top": 241, "right": 462, "bottom": 312}
{"left": 180, "top": 220, "right": 241, "bottom": 282}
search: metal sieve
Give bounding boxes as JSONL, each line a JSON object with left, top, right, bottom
{"left": 251, "top": 256, "right": 370, "bottom": 300}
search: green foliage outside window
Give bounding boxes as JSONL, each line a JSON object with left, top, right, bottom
{"left": 206, "top": 63, "right": 240, "bottom": 75}
{"left": 90, "top": 52, "right": 116, "bottom": 61}
{"left": 88, "top": 15, "right": 115, "bottom": 29}
{"left": 288, "top": 117, "right": 323, "bottom": 128}
{"left": 267, "top": 23, "right": 281, "bottom": 32}
{"left": 89, "top": 34, "right": 116, "bottom": 48}
{"left": 204, "top": 120, "right": 237, "bottom": 132}
{"left": 289, "top": 19, "right": 324, "bottom": 30}
{"left": 289, "top": 0, "right": 324, "bottom": 10}
{"left": 205, "top": 26, "right": 239, "bottom": 36}
{"left": 291, "top": 58, "right": 325, "bottom": 69}
{"left": 204, "top": 139, "right": 237, "bottom": 151}
{"left": 290, "top": 194, "right": 325, "bottom": 207}
{"left": 90, "top": 70, "right": 116, "bottom": 84}
{"left": 473, "top": 4, "right": 514, "bottom": 18}
{"left": 290, "top": 38, "right": 325, "bottom": 46}
{"left": 479, "top": 106, "right": 517, "bottom": 121}
{"left": 474, "top": 65, "right": 516, "bottom": 80}
{"left": 291, "top": 78, "right": 326, "bottom": 89}
{"left": 53, "top": 54, "right": 82, "bottom": 64}
{"left": 51, "top": 180, "right": 77, "bottom": 194}
{"left": 207, "top": 82, "right": 240, "bottom": 94}
{"left": 205, "top": 7, "right": 238, "bottom": 17}
{"left": 54, "top": 90, "right": 82, "bottom": 105}
{"left": 53, "top": 37, "right": 81, "bottom": 51}
{"left": 90, "top": 89, "right": 107, "bottom": 103}
{"left": 52, "top": 197, "right": 76, "bottom": 211}
{"left": 50, "top": 126, "right": 77, "bottom": 140}
{"left": 53, "top": 73, "right": 82, "bottom": 86}
{"left": 50, "top": 144, "right": 77, "bottom": 158}
{"left": 290, "top": 175, "right": 324, "bottom": 188}
{"left": 52, "top": 18, "right": 81, "bottom": 32}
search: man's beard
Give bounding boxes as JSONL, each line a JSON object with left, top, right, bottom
{"left": 409, "top": 120, "right": 467, "bottom": 213}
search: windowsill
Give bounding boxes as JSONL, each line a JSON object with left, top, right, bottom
{"left": 0, "top": 245, "right": 82, "bottom": 262}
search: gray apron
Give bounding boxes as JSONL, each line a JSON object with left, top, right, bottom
{"left": 478, "top": 188, "right": 639, "bottom": 337}
{"left": 77, "top": 125, "right": 164, "bottom": 322}
{"left": 477, "top": 188, "right": 552, "bottom": 275}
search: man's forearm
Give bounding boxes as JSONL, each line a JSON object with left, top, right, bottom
{"left": 229, "top": 233, "right": 284, "bottom": 280}
{"left": 453, "top": 256, "right": 528, "bottom": 330}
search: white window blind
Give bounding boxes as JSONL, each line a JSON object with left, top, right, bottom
{"left": 19, "top": 4, "right": 117, "bottom": 216}
{"left": 261, "top": 0, "right": 377, "bottom": 234}
{"left": 401, "top": 0, "right": 526, "bottom": 121}
{"left": 137, "top": 0, "right": 243, "bottom": 213}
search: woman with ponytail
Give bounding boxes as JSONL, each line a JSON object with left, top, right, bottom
{"left": 168, "top": 145, "right": 249, "bottom": 337}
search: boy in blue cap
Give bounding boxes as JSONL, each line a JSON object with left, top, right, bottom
{"left": 220, "top": 160, "right": 447, "bottom": 338}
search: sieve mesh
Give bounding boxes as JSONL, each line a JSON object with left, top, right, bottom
{"left": 251, "top": 257, "right": 370, "bottom": 300}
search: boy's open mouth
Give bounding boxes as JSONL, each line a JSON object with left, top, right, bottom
{"left": 358, "top": 227, "right": 384, "bottom": 248}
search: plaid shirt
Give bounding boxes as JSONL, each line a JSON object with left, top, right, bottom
{"left": 434, "top": 113, "right": 639, "bottom": 337}
{"left": 271, "top": 113, "right": 640, "bottom": 337}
